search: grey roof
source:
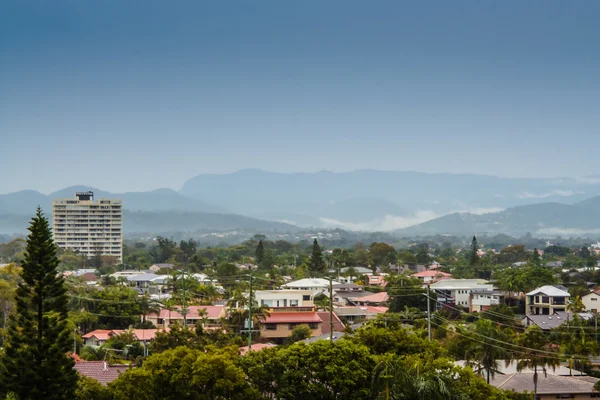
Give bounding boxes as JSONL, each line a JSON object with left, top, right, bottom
{"left": 334, "top": 283, "right": 364, "bottom": 290}
{"left": 490, "top": 373, "right": 598, "bottom": 394}
{"left": 126, "top": 273, "right": 164, "bottom": 282}
{"left": 522, "top": 312, "right": 571, "bottom": 330}
{"left": 151, "top": 263, "right": 174, "bottom": 269}
{"left": 334, "top": 290, "right": 376, "bottom": 299}
{"left": 302, "top": 331, "right": 346, "bottom": 344}
{"left": 526, "top": 285, "right": 570, "bottom": 297}
{"left": 546, "top": 261, "right": 563, "bottom": 267}
{"left": 339, "top": 267, "right": 373, "bottom": 275}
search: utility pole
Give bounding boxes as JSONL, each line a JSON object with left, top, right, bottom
{"left": 426, "top": 283, "right": 432, "bottom": 341}
{"left": 74, "top": 327, "right": 77, "bottom": 354}
{"left": 248, "top": 273, "right": 254, "bottom": 350}
{"left": 329, "top": 276, "right": 334, "bottom": 342}
{"left": 181, "top": 269, "right": 187, "bottom": 328}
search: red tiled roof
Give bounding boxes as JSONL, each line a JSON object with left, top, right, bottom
{"left": 130, "top": 329, "right": 168, "bottom": 341}
{"left": 82, "top": 329, "right": 120, "bottom": 341}
{"left": 349, "top": 292, "right": 389, "bottom": 303}
{"left": 317, "top": 312, "right": 345, "bottom": 334}
{"left": 412, "top": 270, "right": 452, "bottom": 278}
{"left": 366, "top": 306, "right": 388, "bottom": 313}
{"left": 74, "top": 361, "right": 129, "bottom": 386}
{"left": 150, "top": 305, "right": 225, "bottom": 320}
{"left": 239, "top": 343, "right": 277, "bottom": 356}
{"left": 263, "top": 312, "right": 322, "bottom": 324}
{"left": 82, "top": 329, "right": 168, "bottom": 341}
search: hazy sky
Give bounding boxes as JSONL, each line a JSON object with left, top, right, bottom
{"left": 2, "top": 1, "right": 599, "bottom": 194}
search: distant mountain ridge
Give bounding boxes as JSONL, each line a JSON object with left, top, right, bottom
{"left": 4, "top": 169, "right": 600, "bottom": 235}
{"left": 180, "top": 169, "right": 600, "bottom": 230}
{"left": 397, "top": 196, "right": 600, "bottom": 237}
{"left": 0, "top": 186, "right": 228, "bottom": 215}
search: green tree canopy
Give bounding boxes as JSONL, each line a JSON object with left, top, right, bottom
{"left": 0, "top": 208, "right": 78, "bottom": 399}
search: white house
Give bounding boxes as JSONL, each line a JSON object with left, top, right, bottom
{"left": 525, "top": 285, "right": 570, "bottom": 316}
{"left": 254, "top": 290, "right": 315, "bottom": 308}
{"left": 582, "top": 291, "right": 600, "bottom": 313}
{"left": 429, "top": 279, "right": 493, "bottom": 308}
{"left": 281, "top": 278, "right": 341, "bottom": 293}
{"left": 149, "top": 263, "right": 175, "bottom": 272}
{"left": 469, "top": 290, "right": 505, "bottom": 312}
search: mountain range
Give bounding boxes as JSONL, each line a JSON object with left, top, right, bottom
{"left": 2, "top": 170, "right": 600, "bottom": 236}
{"left": 398, "top": 196, "right": 600, "bottom": 237}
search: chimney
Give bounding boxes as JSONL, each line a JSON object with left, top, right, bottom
{"left": 103, "top": 361, "right": 108, "bottom": 371}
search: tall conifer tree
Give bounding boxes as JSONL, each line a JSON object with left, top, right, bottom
{"left": 469, "top": 235, "right": 480, "bottom": 266}
{"left": 309, "top": 239, "right": 325, "bottom": 274}
{"left": 255, "top": 240, "right": 265, "bottom": 266}
{"left": 0, "top": 208, "right": 77, "bottom": 400}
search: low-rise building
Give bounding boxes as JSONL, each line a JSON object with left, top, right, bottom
{"left": 148, "top": 305, "right": 226, "bottom": 328}
{"left": 149, "top": 263, "right": 175, "bottom": 272}
{"left": 348, "top": 291, "right": 389, "bottom": 306}
{"left": 333, "top": 284, "right": 375, "bottom": 306}
{"left": 82, "top": 328, "right": 167, "bottom": 348}
{"left": 411, "top": 270, "right": 452, "bottom": 284}
{"left": 74, "top": 360, "right": 129, "bottom": 386}
{"left": 430, "top": 279, "right": 493, "bottom": 308}
{"left": 469, "top": 290, "right": 505, "bottom": 312}
{"left": 254, "top": 290, "right": 315, "bottom": 308}
{"left": 333, "top": 306, "right": 387, "bottom": 323}
{"left": 281, "top": 278, "right": 341, "bottom": 292}
{"left": 367, "top": 275, "right": 387, "bottom": 287}
{"left": 525, "top": 285, "right": 570, "bottom": 315}
{"left": 582, "top": 291, "right": 600, "bottom": 313}
{"left": 259, "top": 307, "right": 323, "bottom": 344}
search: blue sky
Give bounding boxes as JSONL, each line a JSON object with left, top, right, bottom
{"left": 1, "top": 1, "right": 599, "bottom": 194}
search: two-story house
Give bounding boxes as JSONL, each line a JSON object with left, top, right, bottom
{"left": 581, "top": 291, "right": 600, "bottom": 313}
{"left": 254, "top": 290, "right": 314, "bottom": 308}
{"left": 430, "top": 279, "right": 493, "bottom": 308}
{"left": 526, "top": 285, "right": 570, "bottom": 315}
{"left": 259, "top": 306, "right": 323, "bottom": 344}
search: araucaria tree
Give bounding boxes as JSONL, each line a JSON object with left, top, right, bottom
{"left": 255, "top": 240, "right": 265, "bottom": 265}
{"left": 469, "top": 235, "right": 479, "bottom": 266}
{"left": 0, "top": 208, "right": 78, "bottom": 399}
{"left": 309, "top": 239, "right": 325, "bottom": 273}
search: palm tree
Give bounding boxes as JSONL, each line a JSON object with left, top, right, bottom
{"left": 138, "top": 293, "right": 161, "bottom": 324}
{"left": 517, "top": 325, "right": 559, "bottom": 399}
{"left": 226, "top": 290, "right": 270, "bottom": 333}
{"left": 553, "top": 315, "right": 599, "bottom": 375}
{"left": 464, "top": 319, "right": 512, "bottom": 384}
{"left": 372, "top": 356, "right": 464, "bottom": 400}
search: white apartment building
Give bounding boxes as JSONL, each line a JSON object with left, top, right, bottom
{"left": 430, "top": 279, "right": 493, "bottom": 308}
{"left": 52, "top": 192, "right": 123, "bottom": 261}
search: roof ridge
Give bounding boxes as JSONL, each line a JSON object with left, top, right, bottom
{"left": 497, "top": 373, "right": 517, "bottom": 389}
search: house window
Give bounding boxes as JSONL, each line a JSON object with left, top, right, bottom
{"left": 303, "top": 295, "right": 311, "bottom": 301}
{"left": 592, "top": 298, "right": 598, "bottom": 301}
{"left": 290, "top": 300, "right": 299, "bottom": 307}
{"left": 264, "top": 324, "right": 277, "bottom": 330}
{"left": 288, "top": 323, "right": 298, "bottom": 330}
{"left": 592, "top": 309, "right": 598, "bottom": 313}
{"left": 308, "top": 323, "right": 318, "bottom": 329}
